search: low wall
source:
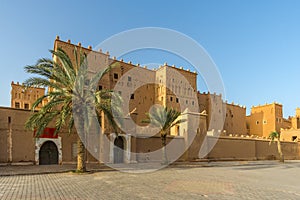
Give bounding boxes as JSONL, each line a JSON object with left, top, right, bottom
{"left": 0, "top": 128, "right": 8, "bottom": 162}
{"left": 134, "top": 136, "right": 185, "bottom": 162}
{"left": 0, "top": 107, "right": 35, "bottom": 163}
{"left": 60, "top": 133, "right": 98, "bottom": 164}
{"left": 205, "top": 136, "right": 300, "bottom": 161}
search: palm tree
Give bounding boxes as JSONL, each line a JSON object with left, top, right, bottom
{"left": 24, "top": 47, "right": 118, "bottom": 172}
{"left": 269, "top": 131, "right": 284, "bottom": 163}
{"left": 143, "top": 107, "right": 186, "bottom": 164}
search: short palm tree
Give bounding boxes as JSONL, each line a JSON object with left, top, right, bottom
{"left": 143, "top": 107, "right": 185, "bottom": 164}
{"left": 269, "top": 131, "right": 284, "bottom": 163}
{"left": 24, "top": 47, "right": 118, "bottom": 172}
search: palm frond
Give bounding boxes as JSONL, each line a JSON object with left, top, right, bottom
{"left": 142, "top": 107, "right": 183, "bottom": 135}
{"left": 269, "top": 131, "right": 280, "bottom": 145}
{"left": 25, "top": 46, "right": 119, "bottom": 139}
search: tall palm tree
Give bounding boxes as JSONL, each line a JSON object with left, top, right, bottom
{"left": 143, "top": 107, "right": 186, "bottom": 164}
{"left": 269, "top": 131, "right": 284, "bottom": 163}
{"left": 24, "top": 47, "right": 118, "bottom": 172}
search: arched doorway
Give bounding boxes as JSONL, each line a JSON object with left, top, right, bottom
{"left": 39, "top": 141, "right": 58, "bottom": 165}
{"left": 114, "top": 136, "right": 124, "bottom": 163}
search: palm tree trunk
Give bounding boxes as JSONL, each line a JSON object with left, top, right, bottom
{"left": 277, "top": 139, "right": 284, "bottom": 163}
{"left": 75, "top": 109, "right": 87, "bottom": 172}
{"left": 161, "top": 135, "right": 168, "bottom": 165}
{"left": 77, "top": 137, "right": 86, "bottom": 172}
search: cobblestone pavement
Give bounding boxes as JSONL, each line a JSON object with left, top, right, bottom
{"left": 0, "top": 164, "right": 110, "bottom": 176}
{"left": 0, "top": 161, "right": 300, "bottom": 199}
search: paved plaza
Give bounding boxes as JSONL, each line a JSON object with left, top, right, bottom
{"left": 0, "top": 161, "right": 300, "bottom": 199}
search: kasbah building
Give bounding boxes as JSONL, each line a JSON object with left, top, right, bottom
{"left": 1, "top": 36, "right": 300, "bottom": 165}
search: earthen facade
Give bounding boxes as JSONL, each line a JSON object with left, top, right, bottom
{"left": 1, "top": 37, "right": 299, "bottom": 165}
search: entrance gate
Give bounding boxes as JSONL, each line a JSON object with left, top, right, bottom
{"left": 114, "top": 136, "right": 124, "bottom": 163}
{"left": 39, "top": 141, "right": 58, "bottom": 165}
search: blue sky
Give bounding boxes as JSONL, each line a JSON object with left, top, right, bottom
{"left": 0, "top": 1, "right": 299, "bottom": 117}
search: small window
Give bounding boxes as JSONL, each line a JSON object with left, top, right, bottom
{"left": 114, "top": 73, "right": 118, "bottom": 79}
{"left": 176, "top": 98, "right": 179, "bottom": 103}
{"left": 130, "top": 94, "right": 134, "bottom": 99}
{"left": 186, "top": 100, "right": 188, "bottom": 105}
{"left": 24, "top": 103, "right": 29, "bottom": 110}
{"left": 128, "top": 76, "right": 132, "bottom": 81}
{"left": 99, "top": 85, "right": 103, "bottom": 90}
{"left": 292, "top": 136, "right": 297, "bottom": 141}
{"left": 192, "top": 101, "right": 194, "bottom": 106}
{"left": 170, "top": 97, "right": 173, "bottom": 101}
{"left": 15, "top": 102, "right": 20, "bottom": 108}
{"left": 256, "top": 121, "right": 259, "bottom": 125}
{"left": 263, "top": 120, "right": 267, "bottom": 124}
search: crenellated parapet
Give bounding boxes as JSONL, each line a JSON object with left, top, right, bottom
{"left": 54, "top": 36, "right": 200, "bottom": 74}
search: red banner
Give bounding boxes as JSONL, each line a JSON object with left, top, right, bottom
{"left": 34, "top": 128, "right": 58, "bottom": 138}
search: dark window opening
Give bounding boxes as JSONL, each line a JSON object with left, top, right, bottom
{"left": 130, "top": 94, "right": 134, "bottom": 99}
{"left": 292, "top": 136, "right": 297, "bottom": 141}
{"left": 176, "top": 98, "right": 179, "bottom": 103}
{"left": 170, "top": 97, "right": 173, "bottom": 101}
{"left": 24, "top": 104, "right": 29, "bottom": 110}
{"left": 99, "top": 85, "right": 103, "bottom": 90}
{"left": 128, "top": 76, "right": 132, "bottom": 81}
{"left": 114, "top": 73, "right": 119, "bottom": 79}
{"left": 15, "top": 102, "right": 20, "bottom": 108}
{"left": 8, "top": 117, "right": 11, "bottom": 123}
